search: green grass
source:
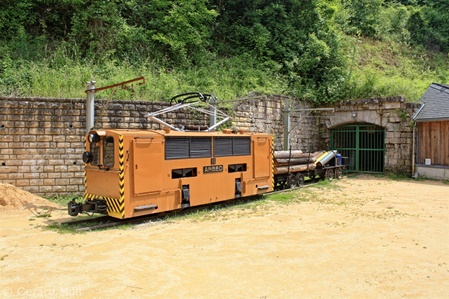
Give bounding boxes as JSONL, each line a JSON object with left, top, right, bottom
{"left": 0, "top": 55, "right": 286, "bottom": 102}
{"left": 166, "top": 196, "right": 269, "bottom": 222}
{"left": 266, "top": 192, "right": 297, "bottom": 203}
{"left": 44, "top": 194, "right": 82, "bottom": 206}
{"left": 45, "top": 214, "right": 132, "bottom": 234}
{"left": 46, "top": 220, "right": 89, "bottom": 234}
{"left": 385, "top": 172, "right": 414, "bottom": 181}
{"left": 345, "top": 37, "right": 449, "bottom": 102}
{"left": 1, "top": 36, "right": 447, "bottom": 102}
{"left": 43, "top": 177, "right": 347, "bottom": 232}
{"left": 43, "top": 194, "right": 116, "bottom": 233}
{"left": 42, "top": 173, "right": 449, "bottom": 232}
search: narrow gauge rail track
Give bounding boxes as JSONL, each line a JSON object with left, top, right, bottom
{"left": 58, "top": 177, "right": 330, "bottom": 231}
{"left": 58, "top": 215, "right": 119, "bottom": 231}
{"left": 58, "top": 214, "right": 169, "bottom": 232}
{"left": 267, "top": 173, "right": 338, "bottom": 196}
{"left": 61, "top": 196, "right": 269, "bottom": 231}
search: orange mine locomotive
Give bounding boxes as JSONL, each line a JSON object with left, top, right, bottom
{"left": 68, "top": 128, "right": 274, "bottom": 219}
{"left": 68, "top": 92, "right": 345, "bottom": 219}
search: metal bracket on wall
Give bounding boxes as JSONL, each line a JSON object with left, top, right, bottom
{"left": 282, "top": 107, "right": 334, "bottom": 150}
{"left": 85, "top": 76, "right": 146, "bottom": 132}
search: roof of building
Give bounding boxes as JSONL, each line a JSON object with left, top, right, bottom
{"left": 414, "top": 83, "right": 449, "bottom": 122}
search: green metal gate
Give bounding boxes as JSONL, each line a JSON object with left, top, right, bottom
{"left": 330, "top": 124, "right": 385, "bottom": 173}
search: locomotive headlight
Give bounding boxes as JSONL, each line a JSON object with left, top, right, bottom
{"left": 88, "top": 133, "right": 100, "bottom": 143}
{"left": 82, "top": 151, "right": 94, "bottom": 163}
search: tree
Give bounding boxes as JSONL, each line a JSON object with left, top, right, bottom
{"left": 421, "top": 0, "right": 449, "bottom": 51}
{"left": 213, "top": 0, "right": 349, "bottom": 103}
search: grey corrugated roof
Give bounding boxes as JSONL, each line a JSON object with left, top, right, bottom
{"left": 414, "top": 83, "right": 449, "bottom": 121}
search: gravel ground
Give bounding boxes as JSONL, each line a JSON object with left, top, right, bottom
{"left": 1, "top": 175, "right": 449, "bottom": 299}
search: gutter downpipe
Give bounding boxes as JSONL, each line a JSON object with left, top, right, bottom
{"left": 209, "top": 95, "right": 217, "bottom": 128}
{"left": 412, "top": 124, "right": 415, "bottom": 178}
{"left": 411, "top": 104, "right": 425, "bottom": 178}
{"left": 283, "top": 109, "right": 290, "bottom": 150}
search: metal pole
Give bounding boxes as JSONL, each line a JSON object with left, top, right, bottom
{"left": 209, "top": 96, "right": 217, "bottom": 128}
{"left": 86, "top": 80, "right": 96, "bottom": 132}
{"left": 412, "top": 123, "right": 416, "bottom": 177}
{"left": 283, "top": 110, "right": 290, "bottom": 150}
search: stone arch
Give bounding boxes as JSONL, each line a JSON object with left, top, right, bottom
{"left": 326, "top": 110, "right": 384, "bottom": 130}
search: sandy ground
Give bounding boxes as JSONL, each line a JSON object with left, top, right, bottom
{"left": 1, "top": 175, "right": 449, "bottom": 299}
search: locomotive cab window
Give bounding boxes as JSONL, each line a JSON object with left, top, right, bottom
{"left": 103, "top": 136, "right": 115, "bottom": 167}
{"left": 89, "top": 139, "right": 101, "bottom": 166}
{"left": 87, "top": 135, "right": 115, "bottom": 168}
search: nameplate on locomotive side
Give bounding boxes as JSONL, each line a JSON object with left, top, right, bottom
{"left": 203, "top": 165, "right": 223, "bottom": 173}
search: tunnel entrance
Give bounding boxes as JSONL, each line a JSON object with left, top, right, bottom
{"left": 330, "top": 124, "right": 385, "bottom": 173}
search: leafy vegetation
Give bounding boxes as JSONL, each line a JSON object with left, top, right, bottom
{"left": 0, "top": 0, "right": 448, "bottom": 103}
{"left": 44, "top": 194, "right": 80, "bottom": 206}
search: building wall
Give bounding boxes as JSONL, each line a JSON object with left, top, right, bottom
{"left": 0, "top": 95, "right": 419, "bottom": 196}
{"left": 416, "top": 165, "right": 449, "bottom": 180}
{"left": 417, "top": 121, "right": 449, "bottom": 166}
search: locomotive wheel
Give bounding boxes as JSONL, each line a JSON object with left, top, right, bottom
{"left": 326, "top": 169, "right": 335, "bottom": 181}
{"left": 286, "top": 174, "right": 298, "bottom": 189}
{"left": 308, "top": 171, "right": 316, "bottom": 182}
{"left": 296, "top": 173, "right": 305, "bottom": 188}
{"left": 275, "top": 177, "right": 285, "bottom": 190}
{"left": 279, "top": 181, "right": 286, "bottom": 190}
{"left": 335, "top": 167, "right": 343, "bottom": 179}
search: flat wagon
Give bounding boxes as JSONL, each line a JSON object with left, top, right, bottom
{"left": 273, "top": 149, "right": 345, "bottom": 189}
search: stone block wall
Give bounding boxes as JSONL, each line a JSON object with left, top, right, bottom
{"left": 231, "top": 95, "right": 319, "bottom": 151}
{"left": 284, "top": 100, "right": 322, "bottom": 152}
{"left": 0, "top": 96, "right": 290, "bottom": 195}
{"left": 231, "top": 95, "right": 284, "bottom": 149}
{"left": 1, "top": 95, "right": 419, "bottom": 196}
{"left": 0, "top": 98, "right": 86, "bottom": 194}
{"left": 0, "top": 98, "right": 183, "bottom": 195}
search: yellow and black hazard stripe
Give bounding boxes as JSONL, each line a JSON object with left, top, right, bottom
{"left": 83, "top": 134, "right": 126, "bottom": 219}
{"left": 105, "top": 196, "right": 124, "bottom": 217}
{"left": 271, "top": 137, "right": 275, "bottom": 190}
{"left": 117, "top": 134, "right": 126, "bottom": 218}
{"left": 83, "top": 135, "right": 88, "bottom": 202}
{"left": 83, "top": 193, "right": 124, "bottom": 218}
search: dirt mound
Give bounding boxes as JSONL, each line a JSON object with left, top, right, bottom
{"left": 0, "top": 183, "right": 61, "bottom": 213}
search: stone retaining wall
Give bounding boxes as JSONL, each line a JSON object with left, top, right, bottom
{"left": 0, "top": 96, "right": 295, "bottom": 195}
{"left": 0, "top": 95, "right": 419, "bottom": 196}
{"left": 230, "top": 95, "right": 319, "bottom": 151}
